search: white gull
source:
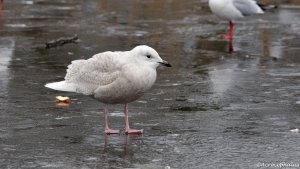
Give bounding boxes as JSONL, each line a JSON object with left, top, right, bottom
{"left": 209, "top": 0, "right": 264, "bottom": 39}
{"left": 45, "top": 45, "right": 171, "bottom": 134}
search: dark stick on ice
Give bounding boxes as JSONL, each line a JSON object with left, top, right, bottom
{"left": 45, "top": 34, "right": 79, "bottom": 49}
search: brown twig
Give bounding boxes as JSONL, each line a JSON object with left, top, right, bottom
{"left": 45, "top": 34, "right": 79, "bottom": 49}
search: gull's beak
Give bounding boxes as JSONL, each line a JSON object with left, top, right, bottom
{"left": 158, "top": 60, "right": 172, "bottom": 67}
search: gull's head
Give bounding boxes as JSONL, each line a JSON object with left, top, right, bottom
{"left": 131, "top": 45, "right": 171, "bottom": 69}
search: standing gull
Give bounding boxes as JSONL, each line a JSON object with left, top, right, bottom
{"left": 208, "top": 0, "right": 264, "bottom": 39}
{"left": 45, "top": 45, "right": 171, "bottom": 134}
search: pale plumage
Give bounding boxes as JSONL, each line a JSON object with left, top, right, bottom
{"left": 45, "top": 45, "right": 171, "bottom": 134}
{"left": 209, "top": 0, "right": 263, "bottom": 21}
{"left": 208, "top": 0, "right": 264, "bottom": 39}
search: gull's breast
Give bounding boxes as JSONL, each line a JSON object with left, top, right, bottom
{"left": 94, "top": 65, "right": 157, "bottom": 104}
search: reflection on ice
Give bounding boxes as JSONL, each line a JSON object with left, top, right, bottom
{"left": 268, "top": 72, "right": 300, "bottom": 77}
{"left": 5, "top": 24, "right": 27, "bottom": 28}
{"left": 21, "top": 1, "right": 34, "bottom": 5}
{"left": 0, "top": 38, "right": 14, "bottom": 71}
{"left": 1, "top": 0, "right": 300, "bottom": 168}
{"left": 209, "top": 68, "right": 235, "bottom": 95}
{"left": 270, "top": 43, "right": 282, "bottom": 59}
{"left": 0, "top": 38, "right": 14, "bottom": 93}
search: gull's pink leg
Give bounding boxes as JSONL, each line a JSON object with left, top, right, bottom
{"left": 221, "top": 21, "right": 234, "bottom": 39}
{"left": 104, "top": 105, "right": 119, "bottom": 134}
{"left": 124, "top": 104, "right": 143, "bottom": 135}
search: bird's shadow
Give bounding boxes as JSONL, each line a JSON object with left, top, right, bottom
{"left": 104, "top": 133, "right": 142, "bottom": 155}
{"left": 221, "top": 36, "right": 234, "bottom": 53}
{"left": 228, "top": 38, "right": 234, "bottom": 53}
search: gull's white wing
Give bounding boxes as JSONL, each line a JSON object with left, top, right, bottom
{"left": 233, "top": 0, "right": 263, "bottom": 16}
{"left": 64, "top": 51, "right": 125, "bottom": 95}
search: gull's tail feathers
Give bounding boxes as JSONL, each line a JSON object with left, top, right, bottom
{"left": 45, "top": 81, "right": 76, "bottom": 92}
{"left": 257, "top": 3, "right": 278, "bottom": 11}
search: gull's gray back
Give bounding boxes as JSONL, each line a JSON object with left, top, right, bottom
{"left": 233, "top": 0, "right": 263, "bottom": 16}
{"left": 65, "top": 51, "right": 124, "bottom": 95}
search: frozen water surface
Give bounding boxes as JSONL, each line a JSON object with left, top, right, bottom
{"left": 0, "top": 0, "right": 300, "bottom": 168}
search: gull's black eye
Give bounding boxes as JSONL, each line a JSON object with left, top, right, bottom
{"left": 146, "top": 55, "right": 151, "bottom": 59}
